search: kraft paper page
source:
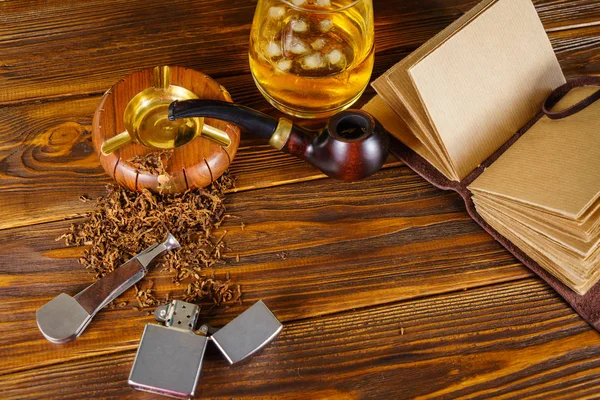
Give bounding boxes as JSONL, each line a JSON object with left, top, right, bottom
{"left": 478, "top": 208, "right": 600, "bottom": 295}
{"left": 408, "top": 0, "right": 565, "bottom": 180}
{"left": 473, "top": 191, "right": 600, "bottom": 241}
{"left": 371, "top": 0, "right": 496, "bottom": 181}
{"left": 475, "top": 195, "right": 600, "bottom": 259}
{"left": 469, "top": 86, "right": 600, "bottom": 220}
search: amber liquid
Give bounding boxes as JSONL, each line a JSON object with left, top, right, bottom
{"left": 249, "top": 0, "right": 374, "bottom": 118}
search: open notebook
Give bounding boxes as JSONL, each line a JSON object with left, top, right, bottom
{"left": 363, "top": 0, "right": 600, "bottom": 304}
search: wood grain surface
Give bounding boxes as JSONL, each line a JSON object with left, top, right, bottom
{"left": 1, "top": 0, "right": 599, "bottom": 398}
{"left": 3, "top": 280, "right": 600, "bottom": 399}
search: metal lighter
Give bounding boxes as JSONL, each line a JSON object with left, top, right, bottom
{"left": 36, "top": 233, "right": 180, "bottom": 344}
{"left": 128, "top": 300, "right": 283, "bottom": 399}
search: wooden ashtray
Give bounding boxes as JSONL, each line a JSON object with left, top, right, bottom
{"left": 92, "top": 66, "right": 240, "bottom": 193}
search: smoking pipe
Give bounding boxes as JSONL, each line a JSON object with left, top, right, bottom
{"left": 168, "top": 100, "right": 389, "bottom": 181}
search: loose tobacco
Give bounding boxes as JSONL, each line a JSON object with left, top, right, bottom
{"left": 57, "top": 170, "right": 242, "bottom": 309}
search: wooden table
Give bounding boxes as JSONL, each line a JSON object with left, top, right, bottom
{"left": 1, "top": 1, "right": 599, "bottom": 398}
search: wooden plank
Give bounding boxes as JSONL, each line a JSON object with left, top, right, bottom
{"left": 550, "top": 25, "right": 600, "bottom": 75}
{"left": 0, "top": 96, "right": 108, "bottom": 230}
{"left": 0, "top": 167, "right": 532, "bottom": 374}
{"left": 2, "top": 279, "right": 599, "bottom": 399}
{"left": 0, "top": 0, "right": 597, "bottom": 104}
{"left": 536, "top": 0, "right": 600, "bottom": 30}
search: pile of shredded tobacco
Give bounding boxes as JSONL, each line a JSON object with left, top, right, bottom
{"left": 57, "top": 168, "right": 242, "bottom": 310}
{"left": 127, "top": 151, "right": 175, "bottom": 192}
{"left": 127, "top": 150, "right": 172, "bottom": 175}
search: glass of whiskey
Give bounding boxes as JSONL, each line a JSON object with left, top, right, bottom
{"left": 249, "top": 0, "right": 374, "bottom": 119}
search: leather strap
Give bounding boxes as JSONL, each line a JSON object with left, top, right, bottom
{"left": 542, "top": 76, "right": 600, "bottom": 119}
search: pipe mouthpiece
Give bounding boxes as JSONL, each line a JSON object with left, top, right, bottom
{"left": 167, "top": 101, "right": 178, "bottom": 121}
{"left": 167, "top": 100, "right": 278, "bottom": 140}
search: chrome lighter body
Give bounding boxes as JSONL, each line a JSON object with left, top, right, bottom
{"left": 129, "top": 300, "right": 283, "bottom": 399}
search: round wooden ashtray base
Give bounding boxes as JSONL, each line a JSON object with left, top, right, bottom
{"left": 92, "top": 66, "right": 240, "bottom": 193}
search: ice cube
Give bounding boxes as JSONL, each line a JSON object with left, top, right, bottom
{"left": 288, "top": 39, "right": 308, "bottom": 54}
{"left": 326, "top": 49, "right": 345, "bottom": 68}
{"left": 276, "top": 58, "right": 292, "bottom": 72}
{"left": 268, "top": 6, "right": 285, "bottom": 19}
{"left": 265, "top": 41, "right": 282, "bottom": 57}
{"left": 326, "top": 49, "right": 343, "bottom": 64}
{"left": 316, "top": 0, "right": 331, "bottom": 7}
{"left": 291, "top": 0, "right": 307, "bottom": 6}
{"left": 301, "top": 53, "right": 325, "bottom": 70}
{"left": 311, "top": 37, "right": 326, "bottom": 51}
{"left": 318, "top": 19, "right": 333, "bottom": 33}
{"left": 291, "top": 18, "right": 308, "bottom": 33}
